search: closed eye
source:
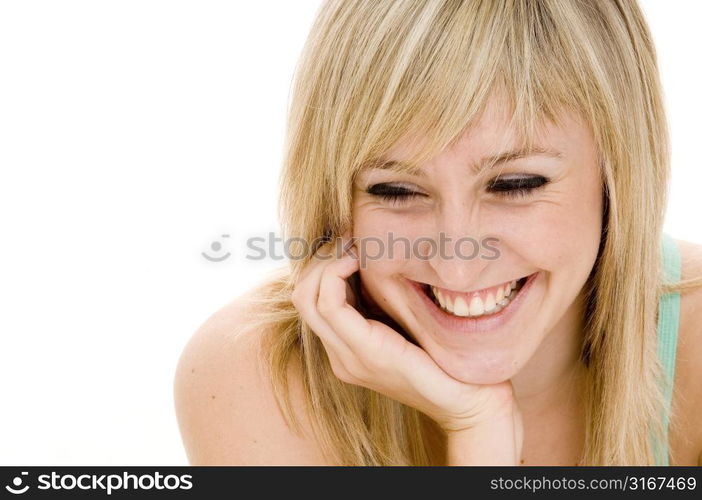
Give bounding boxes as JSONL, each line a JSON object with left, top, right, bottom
{"left": 487, "top": 175, "right": 550, "bottom": 199}
{"left": 366, "top": 183, "right": 424, "bottom": 205}
{"left": 366, "top": 175, "right": 550, "bottom": 205}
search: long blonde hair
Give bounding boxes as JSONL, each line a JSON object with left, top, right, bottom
{"left": 246, "top": 0, "right": 702, "bottom": 465}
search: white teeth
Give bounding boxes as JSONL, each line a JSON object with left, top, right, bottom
{"left": 484, "top": 292, "right": 496, "bottom": 312}
{"left": 469, "top": 295, "right": 484, "bottom": 316}
{"left": 452, "top": 296, "right": 470, "bottom": 316}
{"left": 428, "top": 278, "right": 525, "bottom": 318}
{"left": 434, "top": 287, "right": 446, "bottom": 308}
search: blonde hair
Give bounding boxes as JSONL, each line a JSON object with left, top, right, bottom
{"left": 246, "top": 0, "right": 702, "bottom": 465}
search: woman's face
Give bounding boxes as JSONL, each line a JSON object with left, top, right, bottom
{"left": 351, "top": 97, "right": 603, "bottom": 385}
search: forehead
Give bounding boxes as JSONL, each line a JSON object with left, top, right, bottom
{"left": 369, "top": 99, "right": 591, "bottom": 177}
{"left": 393, "top": 96, "right": 586, "bottom": 156}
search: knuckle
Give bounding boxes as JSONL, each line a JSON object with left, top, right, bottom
{"left": 341, "top": 372, "right": 361, "bottom": 385}
{"left": 329, "top": 358, "right": 362, "bottom": 385}
{"left": 330, "top": 363, "right": 351, "bottom": 382}
{"left": 343, "top": 362, "right": 366, "bottom": 385}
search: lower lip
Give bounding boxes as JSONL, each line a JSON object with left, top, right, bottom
{"left": 407, "top": 272, "right": 540, "bottom": 335}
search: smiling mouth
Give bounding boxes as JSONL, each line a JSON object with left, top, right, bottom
{"left": 418, "top": 275, "right": 531, "bottom": 319}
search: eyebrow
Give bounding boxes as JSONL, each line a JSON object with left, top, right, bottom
{"left": 364, "top": 146, "right": 564, "bottom": 178}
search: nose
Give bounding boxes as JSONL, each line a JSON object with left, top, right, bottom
{"left": 425, "top": 202, "right": 489, "bottom": 290}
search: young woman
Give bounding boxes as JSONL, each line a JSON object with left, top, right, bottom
{"left": 174, "top": 0, "right": 702, "bottom": 465}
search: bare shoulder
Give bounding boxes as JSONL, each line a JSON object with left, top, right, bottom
{"left": 173, "top": 287, "right": 331, "bottom": 465}
{"left": 669, "top": 238, "right": 702, "bottom": 465}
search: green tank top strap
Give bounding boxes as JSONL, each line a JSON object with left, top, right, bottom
{"left": 653, "top": 232, "right": 682, "bottom": 465}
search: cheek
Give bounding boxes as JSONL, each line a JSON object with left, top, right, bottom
{"left": 543, "top": 182, "right": 602, "bottom": 266}
{"left": 483, "top": 196, "right": 602, "bottom": 273}
{"left": 352, "top": 208, "right": 435, "bottom": 266}
{"left": 510, "top": 189, "right": 602, "bottom": 271}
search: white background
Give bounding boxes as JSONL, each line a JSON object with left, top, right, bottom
{"left": 0, "top": 1, "right": 699, "bottom": 465}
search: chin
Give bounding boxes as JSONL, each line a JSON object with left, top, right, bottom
{"left": 430, "top": 348, "right": 519, "bottom": 385}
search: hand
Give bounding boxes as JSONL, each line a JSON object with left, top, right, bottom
{"left": 290, "top": 233, "right": 520, "bottom": 439}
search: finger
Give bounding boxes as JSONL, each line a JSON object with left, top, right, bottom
{"left": 295, "top": 240, "right": 335, "bottom": 284}
{"left": 294, "top": 236, "right": 356, "bottom": 303}
{"left": 317, "top": 253, "right": 381, "bottom": 357}
{"left": 292, "top": 248, "right": 359, "bottom": 361}
{"left": 293, "top": 240, "right": 338, "bottom": 299}
{"left": 294, "top": 239, "right": 370, "bottom": 373}
{"left": 297, "top": 300, "right": 357, "bottom": 362}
